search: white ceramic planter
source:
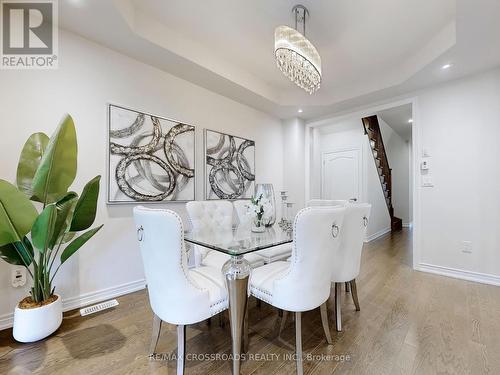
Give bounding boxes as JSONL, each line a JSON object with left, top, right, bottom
{"left": 13, "top": 295, "right": 62, "bottom": 343}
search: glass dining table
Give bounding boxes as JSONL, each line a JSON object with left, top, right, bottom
{"left": 184, "top": 224, "right": 293, "bottom": 375}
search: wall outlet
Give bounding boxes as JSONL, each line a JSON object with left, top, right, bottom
{"left": 461, "top": 241, "right": 473, "bottom": 254}
{"left": 11, "top": 267, "right": 26, "bottom": 287}
{"left": 422, "top": 175, "right": 434, "bottom": 187}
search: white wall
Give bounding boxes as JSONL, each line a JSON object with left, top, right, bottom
{"left": 307, "top": 67, "right": 500, "bottom": 284}
{"left": 408, "top": 137, "right": 413, "bottom": 224}
{"left": 416, "top": 68, "right": 500, "bottom": 280}
{"left": 379, "top": 119, "right": 411, "bottom": 225}
{"left": 310, "top": 119, "right": 391, "bottom": 239}
{"left": 0, "top": 30, "right": 284, "bottom": 327}
{"left": 282, "top": 118, "right": 306, "bottom": 216}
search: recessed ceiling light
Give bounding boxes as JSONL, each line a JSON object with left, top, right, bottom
{"left": 298, "top": 109, "right": 303, "bottom": 113}
{"left": 408, "top": 118, "right": 413, "bottom": 123}
{"left": 441, "top": 63, "right": 453, "bottom": 70}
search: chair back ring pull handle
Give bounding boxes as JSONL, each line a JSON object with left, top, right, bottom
{"left": 363, "top": 216, "right": 369, "bottom": 227}
{"left": 137, "top": 226, "right": 144, "bottom": 242}
{"left": 331, "top": 223, "right": 339, "bottom": 238}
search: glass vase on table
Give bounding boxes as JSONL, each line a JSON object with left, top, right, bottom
{"left": 255, "top": 183, "right": 276, "bottom": 227}
{"left": 252, "top": 216, "right": 266, "bottom": 233}
{"left": 248, "top": 193, "right": 267, "bottom": 233}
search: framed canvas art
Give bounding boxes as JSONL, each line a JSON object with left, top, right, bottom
{"left": 204, "top": 129, "right": 255, "bottom": 199}
{"left": 107, "top": 104, "right": 195, "bottom": 203}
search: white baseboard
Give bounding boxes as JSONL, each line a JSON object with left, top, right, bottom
{"left": 417, "top": 263, "right": 500, "bottom": 286}
{"left": 0, "top": 279, "right": 146, "bottom": 331}
{"left": 403, "top": 222, "right": 413, "bottom": 228}
{"left": 365, "top": 226, "right": 391, "bottom": 242}
{"left": 61, "top": 279, "right": 146, "bottom": 311}
{"left": 0, "top": 313, "right": 13, "bottom": 331}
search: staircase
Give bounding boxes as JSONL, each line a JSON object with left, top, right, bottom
{"left": 361, "top": 115, "right": 402, "bottom": 232}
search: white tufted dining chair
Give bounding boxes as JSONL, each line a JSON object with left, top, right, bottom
{"left": 133, "top": 206, "right": 228, "bottom": 374}
{"left": 281, "top": 200, "right": 348, "bottom": 263}
{"left": 233, "top": 200, "right": 252, "bottom": 226}
{"left": 249, "top": 206, "right": 346, "bottom": 375}
{"left": 329, "top": 203, "right": 371, "bottom": 331}
{"left": 306, "top": 200, "right": 348, "bottom": 284}
{"left": 186, "top": 201, "right": 265, "bottom": 269}
{"left": 233, "top": 200, "right": 292, "bottom": 264}
{"left": 305, "top": 200, "right": 371, "bottom": 331}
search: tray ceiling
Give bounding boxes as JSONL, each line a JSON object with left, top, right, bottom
{"left": 59, "top": 0, "right": 500, "bottom": 120}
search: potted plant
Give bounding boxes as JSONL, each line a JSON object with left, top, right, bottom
{"left": 0, "top": 114, "right": 103, "bottom": 342}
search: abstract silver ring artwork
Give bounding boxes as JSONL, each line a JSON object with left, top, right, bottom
{"left": 109, "top": 113, "right": 145, "bottom": 138}
{"left": 205, "top": 130, "right": 255, "bottom": 200}
{"left": 108, "top": 105, "right": 195, "bottom": 203}
{"left": 110, "top": 116, "right": 162, "bottom": 155}
{"left": 236, "top": 140, "right": 255, "bottom": 181}
{"left": 115, "top": 153, "right": 176, "bottom": 201}
{"left": 164, "top": 123, "right": 195, "bottom": 178}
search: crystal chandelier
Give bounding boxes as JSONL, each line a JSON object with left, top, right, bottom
{"left": 275, "top": 5, "right": 321, "bottom": 94}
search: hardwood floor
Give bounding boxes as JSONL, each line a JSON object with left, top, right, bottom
{"left": 1, "top": 229, "right": 500, "bottom": 374}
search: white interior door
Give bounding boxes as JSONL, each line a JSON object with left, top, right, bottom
{"left": 321, "top": 149, "right": 361, "bottom": 201}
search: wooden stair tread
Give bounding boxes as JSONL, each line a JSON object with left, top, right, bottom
{"left": 391, "top": 216, "right": 403, "bottom": 231}
{"left": 363, "top": 115, "right": 402, "bottom": 233}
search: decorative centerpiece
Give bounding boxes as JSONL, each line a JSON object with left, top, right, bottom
{"left": 278, "top": 191, "right": 294, "bottom": 232}
{"left": 255, "top": 183, "right": 276, "bottom": 227}
{"left": 0, "top": 114, "right": 103, "bottom": 343}
{"left": 246, "top": 194, "right": 272, "bottom": 233}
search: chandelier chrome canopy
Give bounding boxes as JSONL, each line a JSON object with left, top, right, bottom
{"left": 274, "top": 5, "right": 321, "bottom": 94}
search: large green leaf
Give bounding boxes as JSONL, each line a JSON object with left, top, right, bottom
{"left": 48, "top": 192, "right": 78, "bottom": 249}
{"left": 70, "top": 175, "right": 101, "bottom": 232}
{"left": 16, "top": 132, "right": 50, "bottom": 198}
{"left": 31, "top": 115, "right": 78, "bottom": 204}
{"left": 31, "top": 205, "right": 57, "bottom": 252}
{"left": 0, "top": 243, "right": 22, "bottom": 265}
{"left": 19, "top": 237, "right": 34, "bottom": 266}
{"left": 60, "top": 225, "right": 103, "bottom": 264}
{"left": 62, "top": 232, "right": 76, "bottom": 243}
{"left": 0, "top": 237, "right": 33, "bottom": 266}
{"left": 0, "top": 180, "right": 38, "bottom": 247}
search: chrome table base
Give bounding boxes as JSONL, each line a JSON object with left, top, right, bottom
{"left": 222, "top": 255, "right": 251, "bottom": 375}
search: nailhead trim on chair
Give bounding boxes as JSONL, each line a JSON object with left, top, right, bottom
{"left": 181, "top": 217, "right": 230, "bottom": 316}
{"left": 250, "top": 208, "right": 314, "bottom": 304}
{"left": 251, "top": 285, "right": 273, "bottom": 298}
{"left": 136, "top": 206, "right": 204, "bottom": 292}
{"left": 210, "top": 298, "right": 229, "bottom": 316}
{"left": 168, "top": 209, "right": 206, "bottom": 293}
{"left": 250, "top": 286, "right": 273, "bottom": 304}
{"left": 273, "top": 207, "right": 340, "bottom": 284}
{"left": 273, "top": 207, "right": 310, "bottom": 282}
{"left": 136, "top": 206, "right": 230, "bottom": 331}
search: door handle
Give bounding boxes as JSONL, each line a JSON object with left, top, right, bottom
{"left": 350, "top": 198, "right": 357, "bottom": 202}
